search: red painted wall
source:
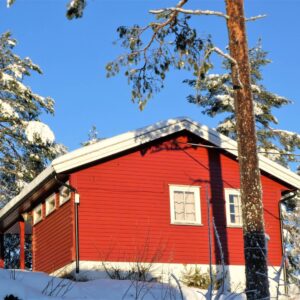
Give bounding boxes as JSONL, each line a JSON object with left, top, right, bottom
{"left": 32, "top": 194, "right": 73, "bottom": 273}
{"left": 70, "top": 132, "right": 290, "bottom": 267}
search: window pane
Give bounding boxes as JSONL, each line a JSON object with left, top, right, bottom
{"left": 185, "top": 192, "right": 196, "bottom": 221}
{"left": 230, "top": 214, "right": 236, "bottom": 223}
{"left": 174, "top": 191, "right": 185, "bottom": 221}
{"left": 185, "top": 192, "right": 195, "bottom": 203}
{"left": 230, "top": 204, "right": 235, "bottom": 213}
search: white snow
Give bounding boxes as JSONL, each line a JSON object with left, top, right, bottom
{"left": 0, "top": 269, "right": 248, "bottom": 300}
{"left": 251, "top": 84, "right": 261, "bottom": 94}
{"left": 25, "top": 121, "right": 55, "bottom": 144}
{"left": 0, "top": 99, "right": 18, "bottom": 118}
{"left": 215, "top": 94, "right": 234, "bottom": 108}
{"left": 0, "top": 72, "right": 29, "bottom": 94}
{"left": 217, "top": 119, "right": 235, "bottom": 131}
{"left": 7, "top": 63, "right": 26, "bottom": 79}
{"left": 253, "top": 102, "right": 264, "bottom": 115}
{"left": 272, "top": 129, "right": 300, "bottom": 139}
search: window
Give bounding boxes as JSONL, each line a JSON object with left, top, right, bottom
{"left": 59, "top": 183, "right": 71, "bottom": 206}
{"left": 225, "top": 189, "right": 242, "bottom": 227}
{"left": 169, "top": 185, "right": 201, "bottom": 225}
{"left": 45, "top": 193, "right": 56, "bottom": 216}
{"left": 33, "top": 204, "right": 43, "bottom": 225}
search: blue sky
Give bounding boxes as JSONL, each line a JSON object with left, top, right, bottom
{"left": 0, "top": 0, "right": 299, "bottom": 154}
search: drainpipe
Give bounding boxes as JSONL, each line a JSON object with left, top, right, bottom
{"left": 54, "top": 176, "right": 80, "bottom": 274}
{"left": 279, "top": 190, "right": 297, "bottom": 295}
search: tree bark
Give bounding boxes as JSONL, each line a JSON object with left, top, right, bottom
{"left": 225, "top": 1, "right": 270, "bottom": 299}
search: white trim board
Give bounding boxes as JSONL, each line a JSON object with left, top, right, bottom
{"left": 1, "top": 117, "right": 299, "bottom": 223}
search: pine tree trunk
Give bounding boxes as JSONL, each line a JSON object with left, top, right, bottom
{"left": 224, "top": 1, "right": 270, "bottom": 299}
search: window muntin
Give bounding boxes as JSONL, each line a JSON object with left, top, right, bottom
{"left": 45, "top": 193, "right": 56, "bottom": 216}
{"left": 59, "top": 183, "right": 71, "bottom": 206}
{"left": 33, "top": 204, "right": 43, "bottom": 225}
{"left": 225, "top": 189, "right": 242, "bottom": 227}
{"left": 170, "top": 185, "right": 201, "bottom": 225}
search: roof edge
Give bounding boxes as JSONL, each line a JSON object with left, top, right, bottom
{"left": 1, "top": 117, "right": 299, "bottom": 225}
{"left": 0, "top": 166, "right": 55, "bottom": 221}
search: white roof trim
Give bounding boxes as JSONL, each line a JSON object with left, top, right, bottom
{"left": 52, "top": 117, "right": 239, "bottom": 173}
{"left": 0, "top": 166, "right": 55, "bottom": 220}
{"left": 1, "top": 117, "right": 299, "bottom": 223}
{"left": 51, "top": 117, "right": 300, "bottom": 189}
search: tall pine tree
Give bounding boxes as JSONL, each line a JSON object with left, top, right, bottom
{"left": 106, "top": 1, "right": 299, "bottom": 297}
{"left": 0, "top": 32, "right": 65, "bottom": 205}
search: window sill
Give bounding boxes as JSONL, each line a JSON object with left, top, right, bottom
{"left": 171, "top": 222, "right": 203, "bottom": 226}
{"left": 227, "top": 224, "right": 243, "bottom": 228}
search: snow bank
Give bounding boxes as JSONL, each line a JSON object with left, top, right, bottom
{"left": 0, "top": 269, "right": 246, "bottom": 300}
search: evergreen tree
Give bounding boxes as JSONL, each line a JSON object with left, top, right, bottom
{"left": 185, "top": 41, "right": 300, "bottom": 167}
{"left": 0, "top": 32, "right": 65, "bottom": 205}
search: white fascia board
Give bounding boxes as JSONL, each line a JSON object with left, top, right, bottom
{"left": 52, "top": 117, "right": 300, "bottom": 189}
{"left": 52, "top": 118, "right": 190, "bottom": 173}
{"left": 0, "top": 166, "right": 55, "bottom": 220}
{"left": 52, "top": 117, "right": 237, "bottom": 173}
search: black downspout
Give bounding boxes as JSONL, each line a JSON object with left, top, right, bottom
{"left": 54, "top": 176, "right": 80, "bottom": 274}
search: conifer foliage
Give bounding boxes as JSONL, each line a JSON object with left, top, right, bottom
{"left": 185, "top": 42, "right": 300, "bottom": 167}
{"left": 6, "top": 0, "right": 87, "bottom": 20}
{"left": 0, "top": 32, "right": 65, "bottom": 205}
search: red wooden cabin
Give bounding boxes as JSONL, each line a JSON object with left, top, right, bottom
{"left": 0, "top": 118, "right": 299, "bottom": 291}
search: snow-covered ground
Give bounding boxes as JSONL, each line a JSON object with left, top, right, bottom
{"left": 0, "top": 269, "right": 246, "bottom": 300}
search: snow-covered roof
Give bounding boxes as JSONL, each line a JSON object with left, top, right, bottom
{"left": 1, "top": 117, "right": 299, "bottom": 226}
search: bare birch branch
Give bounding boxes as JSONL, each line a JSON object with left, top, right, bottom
{"left": 149, "top": 7, "right": 229, "bottom": 19}
{"left": 246, "top": 14, "right": 267, "bottom": 22}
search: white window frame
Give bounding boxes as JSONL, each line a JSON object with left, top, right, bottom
{"left": 45, "top": 193, "right": 56, "bottom": 216}
{"left": 169, "top": 185, "right": 201, "bottom": 225}
{"left": 225, "top": 188, "right": 242, "bottom": 227}
{"left": 59, "top": 183, "right": 71, "bottom": 206}
{"left": 33, "top": 204, "right": 43, "bottom": 225}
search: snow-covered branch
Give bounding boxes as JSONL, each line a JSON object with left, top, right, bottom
{"left": 198, "top": 46, "right": 243, "bottom": 89}
{"left": 149, "top": 7, "right": 229, "bottom": 19}
{"left": 246, "top": 14, "right": 267, "bottom": 22}
{"left": 271, "top": 129, "right": 300, "bottom": 139}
